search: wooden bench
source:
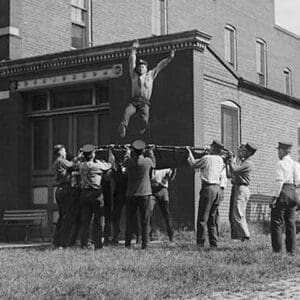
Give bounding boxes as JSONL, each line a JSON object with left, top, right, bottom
{"left": 0, "top": 209, "right": 47, "bottom": 242}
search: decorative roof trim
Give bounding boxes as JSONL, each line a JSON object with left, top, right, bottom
{"left": 0, "top": 29, "right": 212, "bottom": 77}
{"left": 238, "top": 78, "right": 300, "bottom": 107}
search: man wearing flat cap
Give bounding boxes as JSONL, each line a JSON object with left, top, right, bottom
{"left": 186, "top": 140, "right": 225, "bottom": 248}
{"left": 227, "top": 142, "right": 257, "bottom": 241}
{"left": 271, "top": 142, "right": 300, "bottom": 255}
{"left": 78, "top": 144, "right": 113, "bottom": 249}
{"left": 118, "top": 39, "right": 175, "bottom": 138}
{"left": 123, "top": 140, "right": 156, "bottom": 249}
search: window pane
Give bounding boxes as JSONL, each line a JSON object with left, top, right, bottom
{"left": 53, "top": 117, "right": 69, "bottom": 158}
{"left": 52, "top": 88, "right": 92, "bottom": 109}
{"left": 222, "top": 106, "right": 238, "bottom": 153}
{"left": 76, "top": 115, "right": 95, "bottom": 149}
{"left": 71, "top": 0, "right": 86, "bottom": 8}
{"left": 99, "top": 113, "right": 110, "bottom": 145}
{"left": 97, "top": 85, "right": 109, "bottom": 103}
{"left": 31, "top": 94, "right": 48, "bottom": 111}
{"left": 72, "top": 23, "right": 86, "bottom": 48}
{"left": 33, "top": 119, "right": 49, "bottom": 170}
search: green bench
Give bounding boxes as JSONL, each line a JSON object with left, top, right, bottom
{"left": 0, "top": 209, "right": 47, "bottom": 242}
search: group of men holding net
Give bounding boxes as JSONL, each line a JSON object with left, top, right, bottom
{"left": 52, "top": 39, "right": 299, "bottom": 254}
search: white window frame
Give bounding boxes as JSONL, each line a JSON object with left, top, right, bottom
{"left": 152, "top": 0, "right": 168, "bottom": 36}
{"left": 224, "top": 25, "right": 237, "bottom": 69}
{"left": 71, "top": 0, "right": 91, "bottom": 49}
{"left": 221, "top": 100, "right": 240, "bottom": 153}
{"left": 256, "top": 38, "right": 267, "bottom": 86}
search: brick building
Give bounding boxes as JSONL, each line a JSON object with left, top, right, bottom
{"left": 0, "top": 0, "right": 299, "bottom": 232}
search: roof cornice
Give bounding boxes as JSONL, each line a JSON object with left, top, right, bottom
{"left": 0, "top": 29, "right": 212, "bottom": 78}
{"left": 238, "top": 78, "right": 300, "bottom": 107}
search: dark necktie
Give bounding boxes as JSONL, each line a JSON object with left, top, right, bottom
{"left": 138, "top": 76, "right": 142, "bottom": 88}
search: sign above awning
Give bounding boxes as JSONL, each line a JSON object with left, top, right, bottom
{"left": 17, "top": 64, "right": 122, "bottom": 91}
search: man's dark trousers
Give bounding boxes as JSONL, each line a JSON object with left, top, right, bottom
{"left": 66, "top": 187, "right": 81, "bottom": 246}
{"left": 53, "top": 183, "right": 73, "bottom": 247}
{"left": 150, "top": 186, "right": 173, "bottom": 239}
{"left": 125, "top": 196, "right": 151, "bottom": 249}
{"left": 271, "top": 184, "right": 297, "bottom": 254}
{"left": 102, "top": 179, "right": 112, "bottom": 243}
{"left": 80, "top": 189, "right": 104, "bottom": 249}
{"left": 197, "top": 183, "right": 222, "bottom": 247}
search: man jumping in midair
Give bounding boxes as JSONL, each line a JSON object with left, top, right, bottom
{"left": 118, "top": 40, "right": 175, "bottom": 138}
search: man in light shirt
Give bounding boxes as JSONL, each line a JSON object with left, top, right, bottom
{"left": 227, "top": 143, "right": 257, "bottom": 241}
{"left": 118, "top": 39, "right": 175, "bottom": 137}
{"left": 271, "top": 142, "right": 300, "bottom": 255}
{"left": 150, "top": 168, "right": 176, "bottom": 242}
{"left": 186, "top": 140, "right": 225, "bottom": 248}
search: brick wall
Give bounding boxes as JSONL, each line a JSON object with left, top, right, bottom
{"left": 92, "top": 0, "right": 151, "bottom": 47}
{"left": 19, "top": 0, "right": 71, "bottom": 58}
{"left": 201, "top": 47, "right": 300, "bottom": 222}
{"left": 0, "top": 92, "right": 31, "bottom": 214}
{"left": 108, "top": 48, "right": 196, "bottom": 228}
{"left": 168, "top": 0, "right": 300, "bottom": 97}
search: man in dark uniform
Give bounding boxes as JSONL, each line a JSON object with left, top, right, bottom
{"left": 186, "top": 140, "right": 225, "bottom": 248}
{"left": 102, "top": 169, "right": 113, "bottom": 245}
{"left": 66, "top": 149, "right": 83, "bottom": 247}
{"left": 270, "top": 142, "right": 300, "bottom": 255}
{"left": 110, "top": 161, "right": 140, "bottom": 244}
{"left": 124, "top": 140, "right": 156, "bottom": 249}
{"left": 52, "top": 144, "right": 76, "bottom": 248}
{"left": 78, "top": 144, "right": 113, "bottom": 249}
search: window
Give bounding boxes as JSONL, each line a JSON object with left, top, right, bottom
{"left": 284, "top": 68, "right": 292, "bottom": 96}
{"left": 29, "top": 85, "right": 110, "bottom": 171}
{"left": 33, "top": 119, "right": 50, "bottom": 170}
{"left": 52, "top": 88, "right": 93, "bottom": 109}
{"left": 221, "top": 101, "right": 240, "bottom": 153}
{"left": 224, "top": 25, "right": 237, "bottom": 69}
{"left": 152, "top": 0, "right": 168, "bottom": 36}
{"left": 30, "top": 93, "right": 48, "bottom": 111}
{"left": 256, "top": 39, "right": 267, "bottom": 86}
{"left": 71, "top": 0, "right": 88, "bottom": 48}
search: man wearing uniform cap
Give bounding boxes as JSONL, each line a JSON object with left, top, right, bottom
{"left": 52, "top": 144, "right": 79, "bottom": 248}
{"left": 270, "top": 142, "right": 300, "bottom": 255}
{"left": 227, "top": 142, "right": 257, "bottom": 241}
{"left": 123, "top": 140, "right": 156, "bottom": 249}
{"left": 118, "top": 39, "right": 175, "bottom": 138}
{"left": 186, "top": 140, "right": 225, "bottom": 248}
{"left": 78, "top": 144, "right": 113, "bottom": 249}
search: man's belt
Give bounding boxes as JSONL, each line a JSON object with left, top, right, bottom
{"left": 202, "top": 180, "right": 219, "bottom": 186}
{"left": 233, "top": 183, "right": 249, "bottom": 187}
{"left": 131, "top": 96, "right": 150, "bottom": 106}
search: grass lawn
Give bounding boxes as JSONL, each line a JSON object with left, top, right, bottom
{"left": 0, "top": 224, "right": 299, "bottom": 299}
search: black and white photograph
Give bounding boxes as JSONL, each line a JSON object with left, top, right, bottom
{"left": 0, "top": 0, "right": 300, "bottom": 299}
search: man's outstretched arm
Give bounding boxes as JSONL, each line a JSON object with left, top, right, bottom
{"left": 129, "top": 40, "right": 139, "bottom": 76}
{"left": 151, "top": 50, "right": 175, "bottom": 79}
